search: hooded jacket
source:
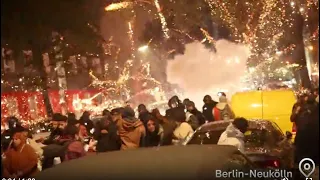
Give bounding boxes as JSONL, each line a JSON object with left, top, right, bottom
{"left": 118, "top": 116, "right": 146, "bottom": 150}
{"left": 94, "top": 119, "right": 121, "bottom": 152}
{"left": 202, "top": 101, "right": 217, "bottom": 122}
{"left": 217, "top": 123, "right": 245, "bottom": 153}
{"left": 3, "top": 132, "right": 39, "bottom": 178}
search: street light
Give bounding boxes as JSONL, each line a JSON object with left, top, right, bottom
{"left": 138, "top": 45, "right": 148, "bottom": 52}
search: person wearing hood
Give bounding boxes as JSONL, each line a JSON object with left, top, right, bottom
{"left": 1, "top": 117, "right": 24, "bottom": 151}
{"left": 143, "top": 114, "right": 163, "bottom": 147}
{"left": 186, "top": 101, "right": 206, "bottom": 126}
{"left": 67, "top": 113, "right": 78, "bottom": 126}
{"left": 118, "top": 107, "right": 146, "bottom": 150}
{"left": 94, "top": 111, "right": 121, "bottom": 152}
{"left": 165, "top": 96, "right": 185, "bottom": 119}
{"left": 18, "top": 127, "right": 43, "bottom": 170}
{"left": 212, "top": 96, "right": 235, "bottom": 121}
{"left": 111, "top": 107, "right": 125, "bottom": 129}
{"left": 291, "top": 93, "right": 317, "bottom": 132}
{"left": 293, "top": 95, "right": 319, "bottom": 179}
{"left": 79, "top": 111, "right": 94, "bottom": 133}
{"left": 202, "top": 95, "right": 217, "bottom": 122}
{"left": 138, "top": 104, "right": 151, "bottom": 127}
{"left": 217, "top": 117, "right": 249, "bottom": 153}
{"left": 63, "top": 126, "right": 86, "bottom": 162}
{"left": 3, "top": 129, "right": 39, "bottom": 178}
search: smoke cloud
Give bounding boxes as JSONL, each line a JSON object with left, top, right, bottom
{"left": 166, "top": 40, "right": 250, "bottom": 108}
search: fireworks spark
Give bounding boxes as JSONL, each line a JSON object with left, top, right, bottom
{"left": 105, "top": 2, "right": 133, "bottom": 11}
{"left": 204, "top": 0, "right": 318, "bottom": 85}
{"left": 154, "top": 0, "right": 170, "bottom": 39}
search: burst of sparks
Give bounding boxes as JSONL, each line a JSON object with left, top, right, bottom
{"left": 105, "top": 2, "right": 133, "bottom": 11}
{"left": 154, "top": 0, "right": 170, "bottom": 39}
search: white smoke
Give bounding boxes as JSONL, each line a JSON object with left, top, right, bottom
{"left": 166, "top": 40, "right": 250, "bottom": 109}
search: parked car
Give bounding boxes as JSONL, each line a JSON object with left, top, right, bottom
{"left": 35, "top": 145, "right": 257, "bottom": 180}
{"left": 182, "top": 119, "right": 294, "bottom": 169}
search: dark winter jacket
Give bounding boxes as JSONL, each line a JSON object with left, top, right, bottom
{"left": 189, "top": 109, "right": 206, "bottom": 126}
{"left": 185, "top": 112, "right": 200, "bottom": 131}
{"left": 160, "top": 120, "right": 177, "bottom": 146}
{"left": 202, "top": 101, "right": 217, "bottom": 122}
{"left": 165, "top": 106, "right": 185, "bottom": 120}
{"left": 294, "top": 102, "right": 319, "bottom": 165}
{"left": 94, "top": 120, "right": 121, "bottom": 152}
{"left": 79, "top": 114, "right": 94, "bottom": 133}
{"left": 139, "top": 111, "right": 151, "bottom": 127}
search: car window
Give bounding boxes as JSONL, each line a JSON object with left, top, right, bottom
{"left": 187, "top": 130, "right": 225, "bottom": 145}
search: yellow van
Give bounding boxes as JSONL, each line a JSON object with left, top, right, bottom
{"left": 231, "top": 90, "right": 296, "bottom": 134}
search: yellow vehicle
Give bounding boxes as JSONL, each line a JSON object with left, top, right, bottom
{"left": 231, "top": 90, "right": 296, "bottom": 134}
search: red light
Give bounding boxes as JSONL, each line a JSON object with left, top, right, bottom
{"left": 273, "top": 160, "right": 279, "bottom": 167}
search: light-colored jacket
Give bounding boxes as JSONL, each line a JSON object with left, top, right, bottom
{"left": 27, "top": 138, "right": 43, "bottom": 157}
{"left": 173, "top": 122, "right": 194, "bottom": 141}
{"left": 217, "top": 123, "right": 245, "bottom": 152}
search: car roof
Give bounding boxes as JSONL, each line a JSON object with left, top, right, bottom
{"left": 36, "top": 145, "right": 239, "bottom": 180}
{"left": 197, "top": 119, "right": 276, "bottom": 133}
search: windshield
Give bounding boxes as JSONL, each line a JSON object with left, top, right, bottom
{"left": 187, "top": 127, "right": 282, "bottom": 148}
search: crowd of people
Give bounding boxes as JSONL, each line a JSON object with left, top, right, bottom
{"left": 1, "top": 90, "right": 319, "bottom": 179}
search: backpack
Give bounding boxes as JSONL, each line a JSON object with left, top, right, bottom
{"left": 214, "top": 105, "right": 234, "bottom": 120}
{"left": 220, "top": 105, "right": 233, "bottom": 120}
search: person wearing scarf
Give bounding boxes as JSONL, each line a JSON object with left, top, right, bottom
{"left": 3, "top": 130, "right": 39, "bottom": 178}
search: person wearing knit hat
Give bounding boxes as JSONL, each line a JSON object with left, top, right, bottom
{"left": 3, "top": 128, "right": 39, "bottom": 178}
{"left": 118, "top": 106, "right": 146, "bottom": 150}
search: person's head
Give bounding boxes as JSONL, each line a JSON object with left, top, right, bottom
{"left": 203, "top": 95, "right": 212, "bottom": 104}
{"left": 183, "top": 98, "right": 190, "bottom": 106}
{"left": 7, "top": 116, "right": 20, "bottom": 129}
{"left": 186, "top": 101, "right": 196, "bottom": 111}
{"left": 67, "top": 112, "right": 77, "bottom": 125}
{"left": 151, "top": 108, "right": 162, "bottom": 119}
{"left": 122, "top": 106, "right": 135, "bottom": 119}
{"left": 219, "top": 96, "right": 228, "bottom": 103}
{"left": 138, "top": 104, "right": 147, "bottom": 114}
{"left": 168, "top": 96, "right": 181, "bottom": 108}
{"left": 67, "top": 113, "right": 76, "bottom": 120}
{"left": 298, "top": 93, "right": 309, "bottom": 103}
{"left": 52, "top": 113, "right": 67, "bottom": 129}
{"left": 102, "top": 109, "right": 110, "bottom": 116}
{"left": 81, "top": 111, "right": 90, "bottom": 119}
{"left": 218, "top": 92, "right": 227, "bottom": 97}
{"left": 111, "top": 108, "right": 124, "bottom": 122}
{"left": 232, "top": 117, "right": 249, "bottom": 134}
{"left": 64, "top": 125, "right": 80, "bottom": 140}
{"left": 12, "top": 131, "right": 27, "bottom": 148}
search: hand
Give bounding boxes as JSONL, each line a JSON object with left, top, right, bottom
{"left": 101, "top": 129, "right": 108, "bottom": 134}
{"left": 295, "top": 106, "right": 301, "bottom": 114}
{"left": 88, "top": 139, "right": 96, "bottom": 148}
